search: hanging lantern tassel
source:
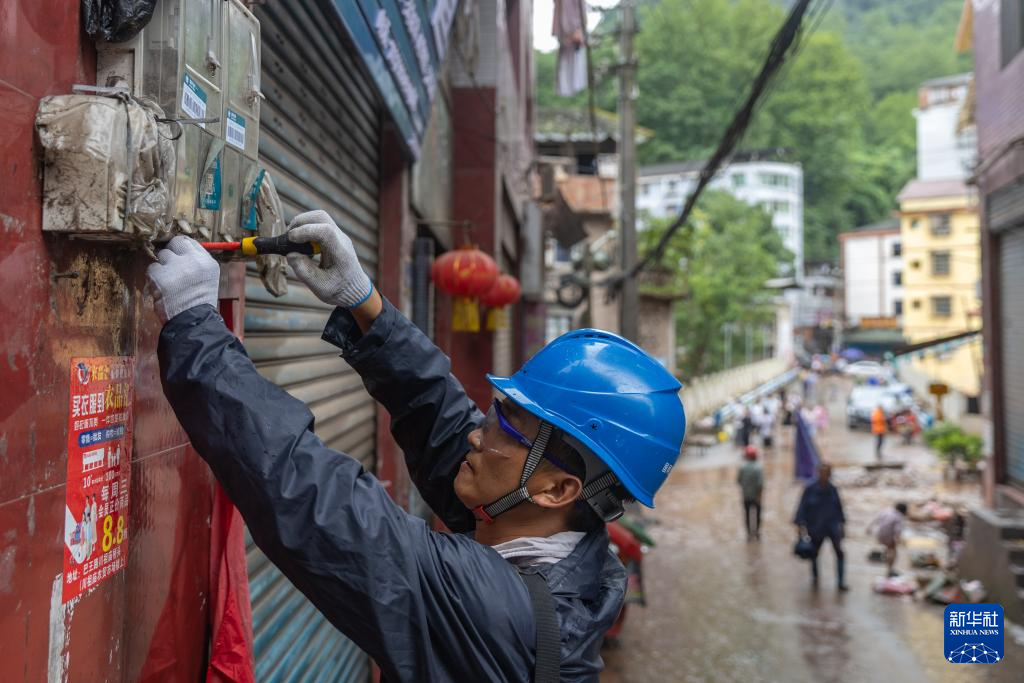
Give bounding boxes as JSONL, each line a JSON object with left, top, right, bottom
{"left": 431, "top": 245, "right": 499, "bottom": 333}
{"left": 486, "top": 306, "right": 507, "bottom": 331}
{"left": 480, "top": 274, "right": 521, "bottom": 332}
{"left": 453, "top": 296, "right": 481, "bottom": 332}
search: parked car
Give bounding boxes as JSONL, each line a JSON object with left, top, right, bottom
{"left": 846, "top": 383, "right": 924, "bottom": 430}
{"left": 842, "top": 360, "right": 889, "bottom": 380}
{"left": 846, "top": 385, "right": 900, "bottom": 429}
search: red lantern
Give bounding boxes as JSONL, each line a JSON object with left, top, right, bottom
{"left": 479, "top": 274, "right": 521, "bottom": 330}
{"left": 431, "top": 246, "right": 498, "bottom": 332}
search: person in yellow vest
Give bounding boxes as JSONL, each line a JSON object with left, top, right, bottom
{"left": 871, "top": 404, "right": 887, "bottom": 461}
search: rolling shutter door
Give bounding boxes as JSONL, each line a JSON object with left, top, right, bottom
{"left": 1000, "top": 227, "right": 1024, "bottom": 487}
{"left": 244, "top": 1, "right": 380, "bottom": 680}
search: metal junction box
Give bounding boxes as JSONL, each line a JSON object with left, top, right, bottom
{"left": 44, "top": 0, "right": 263, "bottom": 243}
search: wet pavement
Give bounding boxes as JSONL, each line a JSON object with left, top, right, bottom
{"left": 601, "top": 376, "right": 1022, "bottom": 682}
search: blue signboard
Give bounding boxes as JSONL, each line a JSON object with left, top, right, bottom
{"left": 329, "top": 0, "right": 459, "bottom": 159}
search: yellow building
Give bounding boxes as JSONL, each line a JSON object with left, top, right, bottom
{"left": 898, "top": 178, "right": 982, "bottom": 397}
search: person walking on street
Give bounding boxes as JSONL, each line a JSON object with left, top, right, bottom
{"left": 794, "top": 463, "right": 848, "bottom": 591}
{"left": 736, "top": 406, "right": 754, "bottom": 448}
{"left": 144, "top": 214, "right": 688, "bottom": 683}
{"left": 871, "top": 404, "right": 887, "bottom": 461}
{"left": 757, "top": 399, "right": 775, "bottom": 451}
{"left": 737, "top": 446, "right": 764, "bottom": 540}
{"left": 868, "top": 502, "right": 907, "bottom": 577}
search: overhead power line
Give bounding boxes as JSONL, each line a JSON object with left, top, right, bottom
{"left": 603, "top": 0, "right": 821, "bottom": 293}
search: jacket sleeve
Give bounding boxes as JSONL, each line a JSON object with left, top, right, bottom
{"left": 158, "top": 305, "right": 534, "bottom": 681}
{"left": 321, "top": 298, "right": 483, "bottom": 533}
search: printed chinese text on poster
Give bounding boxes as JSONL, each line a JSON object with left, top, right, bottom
{"left": 62, "top": 356, "right": 134, "bottom": 603}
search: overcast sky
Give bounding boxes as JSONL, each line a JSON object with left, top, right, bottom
{"left": 532, "top": 0, "right": 619, "bottom": 52}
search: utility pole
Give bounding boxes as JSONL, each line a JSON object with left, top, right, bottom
{"left": 618, "top": 0, "right": 639, "bottom": 342}
{"left": 724, "top": 324, "right": 734, "bottom": 369}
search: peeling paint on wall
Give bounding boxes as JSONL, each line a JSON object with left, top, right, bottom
{"left": 47, "top": 573, "right": 79, "bottom": 683}
{"left": 0, "top": 547, "right": 16, "bottom": 594}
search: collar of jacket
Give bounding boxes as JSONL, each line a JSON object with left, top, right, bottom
{"left": 516, "top": 527, "right": 613, "bottom": 602}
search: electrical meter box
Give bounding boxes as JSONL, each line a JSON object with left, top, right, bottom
{"left": 43, "top": 0, "right": 262, "bottom": 242}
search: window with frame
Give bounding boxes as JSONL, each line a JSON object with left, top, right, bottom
{"left": 757, "top": 172, "right": 791, "bottom": 188}
{"left": 732, "top": 173, "right": 746, "bottom": 188}
{"left": 892, "top": 241, "right": 902, "bottom": 257}
{"left": 760, "top": 200, "right": 790, "bottom": 215}
{"left": 894, "top": 299, "right": 904, "bottom": 315}
{"left": 892, "top": 271, "right": 903, "bottom": 286}
{"left": 931, "top": 250, "right": 951, "bottom": 276}
{"left": 931, "top": 296, "right": 953, "bottom": 317}
{"left": 929, "top": 214, "right": 952, "bottom": 236}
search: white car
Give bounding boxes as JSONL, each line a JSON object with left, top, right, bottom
{"left": 846, "top": 386, "right": 895, "bottom": 428}
{"left": 842, "top": 360, "right": 890, "bottom": 380}
{"left": 846, "top": 384, "right": 916, "bottom": 429}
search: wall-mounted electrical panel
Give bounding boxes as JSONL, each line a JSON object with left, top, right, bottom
{"left": 41, "top": 0, "right": 262, "bottom": 244}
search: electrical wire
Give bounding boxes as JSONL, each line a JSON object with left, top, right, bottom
{"left": 602, "top": 0, "right": 820, "bottom": 294}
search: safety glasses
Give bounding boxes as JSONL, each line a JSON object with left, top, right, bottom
{"left": 490, "top": 399, "right": 533, "bottom": 448}
{"left": 486, "top": 399, "right": 573, "bottom": 474}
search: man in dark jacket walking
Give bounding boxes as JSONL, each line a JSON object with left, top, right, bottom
{"left": 145, "top": 212, "right": 687, "bottom": 682}
{"left": 793, "top": 463, "right": 849, "bottom": 591}
{"left": 736, "top": 445, "right": 764, "bottom": 540}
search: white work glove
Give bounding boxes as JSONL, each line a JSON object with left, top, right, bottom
{"left": 145, "top": 236, "right": 220, "bottom": 323}
{"left": 286, "top": 210, "right": 373, "bottom": 308}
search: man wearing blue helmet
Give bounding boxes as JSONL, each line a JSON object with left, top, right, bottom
{"left": 148, "top": 212, "right": 686, "bottom": 682}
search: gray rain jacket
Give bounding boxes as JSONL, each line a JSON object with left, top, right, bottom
{"left": 158, "top": 298, "right": 626, "bottom": 682}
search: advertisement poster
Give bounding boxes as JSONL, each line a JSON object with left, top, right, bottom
{"left": 62, "top": 356, "right": 134, "bottom": 603}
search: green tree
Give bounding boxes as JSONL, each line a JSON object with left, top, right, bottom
{"left": 534, "top": 0, "right": 971, "bottom": 263}
{"left": 639, "top": 192, "right": 789, "bottom": 377}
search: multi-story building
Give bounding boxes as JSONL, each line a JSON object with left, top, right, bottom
{"left": 955, "top": 0, "right": 1024, "bottom": 622}
{"left": 898, "top": 73, "right": 982, "bottom": 404}
{"left": 968, "top": 0, "right": 1024, "bottom": 501}
{"left": 535, "top": 108, "right": 679, "bottom": 372}
{"left": 839, "top": 219, "right": 905, "bottom": 326}
{"left": 638, "top": 152, "right": 804, "bottom": 277}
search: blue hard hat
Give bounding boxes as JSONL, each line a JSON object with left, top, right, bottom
{"left": 487, "top": 328, "right": 686, "bottom": 507}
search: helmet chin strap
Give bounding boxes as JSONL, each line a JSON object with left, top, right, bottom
{"left": 472, "top": 422, "right": 628, "bottom": 525}
{"left": 474, "top": 422, "right": 555, "bottom": 524}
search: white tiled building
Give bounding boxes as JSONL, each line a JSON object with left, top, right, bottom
{"left": 637, "top": 156, "right": 804, "bottom": 277}
{"left": 838, "top": 219, "right": 904, "bottom": 325}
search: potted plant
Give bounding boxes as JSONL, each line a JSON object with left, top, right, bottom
{"left": 923, "top": 422, "right": 984, "bottom": 481}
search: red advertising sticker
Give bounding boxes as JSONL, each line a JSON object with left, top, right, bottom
{"left": 62, "top": 356, "right": 134, "bottom": 603}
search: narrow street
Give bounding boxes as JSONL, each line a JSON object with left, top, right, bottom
{"left": 602, "top": 377, "right": 1022, "bottom": 682}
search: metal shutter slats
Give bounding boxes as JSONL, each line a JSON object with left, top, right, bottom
{"left": 1000, "top": 227, "right": 1024, "bottom": 486}
{"left": 244, "top": 1, "right": 380, "bottom": 679}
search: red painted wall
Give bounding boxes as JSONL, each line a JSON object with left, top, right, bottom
{"left": 449, "top": 87, "right": 499, "bottom": 408}
{"left": 0, "top": 3, "right": 213, "bottom": 680}
{"left": 375, "top": 126, "right": 411, "bottom": 509}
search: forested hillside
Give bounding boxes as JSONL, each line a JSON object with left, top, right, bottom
{"left": 535, "top": 0, "right": 972, "bottom": 262}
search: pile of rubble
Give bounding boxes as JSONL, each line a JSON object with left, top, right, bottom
{"left": 869, "top": 498, "right": 983, "bottom": 603}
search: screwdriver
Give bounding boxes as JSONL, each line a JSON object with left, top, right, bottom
{"left": 199, "top": 235, "right": 321, "bottom": 256}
